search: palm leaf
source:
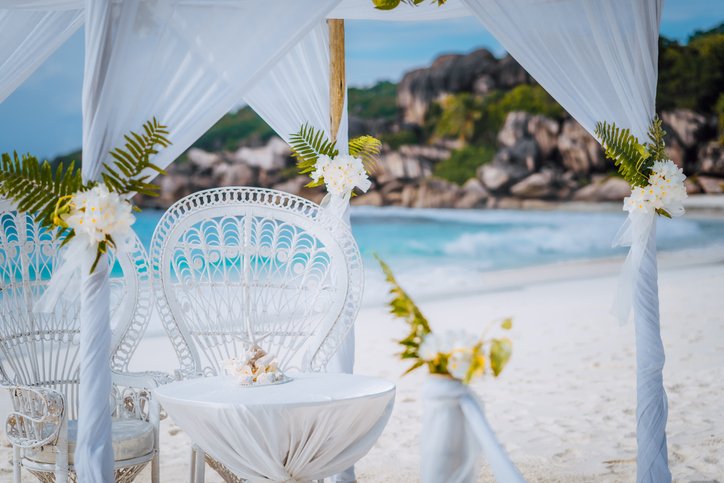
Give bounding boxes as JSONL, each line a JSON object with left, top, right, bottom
{"left": 289, "top": 123, "right": 338, "bottom": 172}
{"left": 348, "top": 135, "right": 381, "bottom": 173}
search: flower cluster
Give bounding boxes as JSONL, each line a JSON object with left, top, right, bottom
{"left": 311, "top": 154, "right": 371, "bottom": 197}
{"left": 623, "top": 160, "right": 687, "bottom": 217}
{"left": 222, "top": 346, "right": 285, "bottom": 386}
{"left": 419, "top": 330, "right": 486, "bottom": 382}
{"left": 63, "top": 184, "right": 135, "bottom": 244}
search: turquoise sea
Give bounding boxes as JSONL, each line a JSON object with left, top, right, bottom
{"left": 133, "top": 206, "right": 724, "bottom": 303}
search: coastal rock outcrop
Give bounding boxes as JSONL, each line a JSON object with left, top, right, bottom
{"left": 557, "top": 119, "right": 607, "bottom": 175}
{"left": 397, "top": 50, "right": 533, "bottom": 125}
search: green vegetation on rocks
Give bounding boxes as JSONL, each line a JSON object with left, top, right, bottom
{"left": 433, "top": 145, "right": 495, "bottom": 185}
{"left": 348, "top": 81, "right": 398, "bottom": 119}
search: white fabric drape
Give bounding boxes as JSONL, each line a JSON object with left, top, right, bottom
{"left": 155, "top": 373, "right": 395, "bottom": 483}
{"left": 82, "top": 0, "right": 343, "bottom": 182}
{"left": 421, "top": 376, "right": 525, "bottom": 483}
{"left": 79, "top": 1, "right": 342, "bottom": 479}
{"left": 0, "top": 1, "right": 83, "bottom": 8}
{"left": 0, "top": 7, "right": 83, "bottom": 104}
{"left": 460, "top": 1, "right": 668, "bottom": 481}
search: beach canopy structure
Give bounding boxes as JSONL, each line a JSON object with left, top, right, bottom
{"left": 0, "top": 0, "right": 667, "bottom": 482}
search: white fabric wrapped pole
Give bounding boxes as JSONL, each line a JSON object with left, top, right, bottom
{"left": 0, "top": 7, "right": 83, "bottom": 104}
{"left": 420, "top": 376, "right": 479, "bottom": 483}
{"left": 459, "top": 395, "right": 525, "bottom": 483}
{"left": 76, "top": 252, "right": 114, "bottom": 482}
{"left": 460, "top": 1, "right": 668, "bottom": 480}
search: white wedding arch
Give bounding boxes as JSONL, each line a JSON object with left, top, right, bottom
{"left": 0, "top": 1, "right": 668, "bottom": 482}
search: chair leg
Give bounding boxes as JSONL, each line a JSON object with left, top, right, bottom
{"left": 150, "top": 399, "right": 161, "bottom": 483}
{"left": 55, "top": 415, "right": 69, "bottom": 483}
{"left": 189, "top": 446, "right": 197, "bottom": 483}
{"left": 194, "top": 447, "right": 206, "bottom": 483}
{"left": 13, "top": 446, "right": 21, "bottom": 483}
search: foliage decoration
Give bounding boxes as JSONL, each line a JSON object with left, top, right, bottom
{"left": 102, "top": 118, "right": 170, "bottom": 199}
{"left": 373, "top": 0, "right": 446, "bottom": 10}
{"left": 375, "top": 254, "right": 513, "bottom": 384}
{"left": 0, "top": 118, "right": 171, "bottom": 273}
{"left": 289, "top": 124, "right": 380, "bottom": 196}
{"left": 0, "top": 154, "right": 85, "bottom": 238}
{"left": 595, "top": 115, "right": 687, "bottom": 218}
{"left": 289, "top": 123, "right": 339, "bottom": 178}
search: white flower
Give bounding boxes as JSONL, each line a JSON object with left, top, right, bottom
{"left": 418, "top": 333, "right": 440, "bottom": 361}
{"left": 63, "top": 184, "right": 135, "bottom": 245}
{"left": 447, "top": 349, "right": 474, "bottom": 380}
{"left": 313, "top": 154, "right": 371, "bottom": 197}
{"left": 622, "top": 160, "right": 687, "bottom": 217}
{"left": 418, "top": 330, "right": 480, "bottom": 362}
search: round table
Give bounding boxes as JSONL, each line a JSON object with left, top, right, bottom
{"left": 154, "top": 373, "right": 396, "bottom": 483}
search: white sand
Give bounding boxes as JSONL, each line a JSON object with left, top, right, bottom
{"left": 2, "top": 246, "right": 723, "bottom": 482}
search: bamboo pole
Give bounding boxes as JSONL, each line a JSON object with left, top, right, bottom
{"left": 328, "top": 19, "right": 345, "bottom": 143}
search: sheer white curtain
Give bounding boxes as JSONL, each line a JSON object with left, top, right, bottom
{"left": 0, "top": 4, "right": 83, "bottom": 104}
{"left": 460, "top": 1, "right": 667, "bottom": 481}
{"left": 78, "top": 0, "right": 342, "bottom": 480}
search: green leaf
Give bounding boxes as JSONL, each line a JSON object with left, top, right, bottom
{"left": 375, "top": 253, "right": 431, "bottom": 366}
{"left": 289, "top": 123, "right": 338, "bottom": 173}
{"left": 490, "top": 338, "right": 512, "bottom": 377}
{"left": 656, "top": 208, "right": 672, "bottom": 219}
{"left": 373, "top": 0, "right": 401, "bottom": 10}
{"left": 100, "top": 118, "right": 171, "bottom": 199}
{"left": 594, "top": 121, "right": 653, "bottom": 188}
{"left": 348, "top": 135, "right": 382, "bottom": 172}
{"left": 403, "top": 359, "right": 425, "bottom": 375}
{"left": 501, "top": 318, "right": 512, "bottom": 330}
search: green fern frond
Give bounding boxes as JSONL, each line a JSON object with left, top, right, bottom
{"left": 101, "top": 117, "right": 170, "bottom": 197}
{"left": 594, "top": 121, "right": 653, "bottom": 187}
{"left": 646, "top": 115, "right": 670, "bottom": 164}
{"left": 348, "top": 135, "right": 381, "bottom": 172}
{"left": 0, "top": 152, "right": 86, "bottom": 230}
{"left": 289, "top": 123, "right": 339, "bottom": 173}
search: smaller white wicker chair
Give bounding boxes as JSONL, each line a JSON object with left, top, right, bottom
{"left": 150, "top": 187, "right": 364, "bottom": 483}
{"left": 0, "top": 205, "right": 173, "bottom": 483}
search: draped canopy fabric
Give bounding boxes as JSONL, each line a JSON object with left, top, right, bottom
{"left": 0, "top": 7, "right": 83, "bottom": 104}
{"left": 0, "top": 1, "right": 669, "bottom": 481}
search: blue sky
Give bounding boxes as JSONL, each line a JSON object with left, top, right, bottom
{"left": 1, "top": 0, "right": 722, "bottom": 162}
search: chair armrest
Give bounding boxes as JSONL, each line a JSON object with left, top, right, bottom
{"left": 112, "top": 370, "right": 175, "bottom": 391}
{"left": 3, "top": 386, "right": 65, "bottom": 449}
{"left": 111, "top": 370, "right": 175, "bottom": 422}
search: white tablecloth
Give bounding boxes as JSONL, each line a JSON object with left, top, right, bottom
{"left": 154, "top": 373, "right": 396, "bottom": 483}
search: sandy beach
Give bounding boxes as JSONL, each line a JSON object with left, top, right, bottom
{"left": 2, "top": 244, "right": 723, "bottom": 482}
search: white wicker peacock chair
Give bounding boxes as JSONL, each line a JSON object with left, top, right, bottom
{"left": 150, "top": 187, "right": 364, "bottom": 483}
{"left": 0, "top": 202, "right": 173, "bottom": 483}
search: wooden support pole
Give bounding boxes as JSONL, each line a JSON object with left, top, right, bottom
{"left": 329, "top": 19, "right": 345, "bottom": 143}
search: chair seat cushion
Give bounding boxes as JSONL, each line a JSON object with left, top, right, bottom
{"left": 24, "top": 418, "right": 154, "bottom": 465}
